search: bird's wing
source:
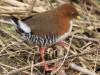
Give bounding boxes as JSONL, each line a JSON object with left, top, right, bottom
{"left": 23, "top": 10, "right": 60, "bottom": 38}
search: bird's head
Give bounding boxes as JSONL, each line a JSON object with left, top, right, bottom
{"left": 58, "top": 4, "right": 79, "bottom": 21}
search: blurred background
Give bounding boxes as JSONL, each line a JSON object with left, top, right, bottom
{"left": 0, "top": 0, "right": 100, "bottom": 75}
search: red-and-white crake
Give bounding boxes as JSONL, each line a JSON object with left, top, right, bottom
{"left": 10, "top": 3, "right": 79, "bottom": 71}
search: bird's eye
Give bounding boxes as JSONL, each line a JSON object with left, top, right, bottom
{"left": 71, "top": 12, "right": 75, "bottom": 16}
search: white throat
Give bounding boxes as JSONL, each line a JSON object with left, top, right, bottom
{"left": 56, "top": 20, "right": 73, "bottom": 42}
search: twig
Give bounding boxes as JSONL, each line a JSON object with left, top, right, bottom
{"left": 70, "top": 63, "right": 97, "bottom": 75}
{"left": 0, "top": 11, "right": 26, "bottom": 14}
{"left": 75, "top": 20, "right": 100, "bottom": 26}
{"left": 46, "top": 0, "right": 54, "bottom": 9}
{"left": 55, "top": 43, "right": 67, "bottom": 75}
{"left": 0, "top": 20, "right": 13, "bottom": 25}
{"left": 0, "top": 28, "right": 22, "bottom": 42}
{"left": 52, "top": 33, "right": 75, "bottom": 74}
{"left": 5, "top": 49, "right": 100, "bottom": 75}
{"left": 0, "top": 63, "right": 31, "bottom": 75}
{"left": 2, "top": 0, "right": 29, "bottom": 7}
{"left": 69, "top": 35, "right": 99, "bottom": 43}
{"left": 87, "top": 0, "right": 100, "bottom": 9}
{"left": 84, "top": 1, "right": 100, "bottom": 72}
{"left": 25, "top": 0, "right": 36, "bottom": 17}
{"left": 0, "top": 6, "right": 27, "bottom": 11}
{"left": 31, "top": 61, "right": 35, "bottom": 75}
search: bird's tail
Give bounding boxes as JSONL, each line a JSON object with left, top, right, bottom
{"left": 10, "top": 16, "right": 31, "bottom": 33}
{"left": 10, "top": 16, "right": 19, "bottom": 26}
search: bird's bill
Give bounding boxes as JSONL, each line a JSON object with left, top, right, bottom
{"left": 76, "top": 16, "right": 82, "bottom": 20}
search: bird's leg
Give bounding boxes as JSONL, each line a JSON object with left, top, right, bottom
{"left": 40, "top": 47, "right": 60, "bottom": 71}
{"left": 40, "top": 41, "right": 69, "bottom": 71}
{"left": 40, "top": 47, "right": 48, "bottom": 61}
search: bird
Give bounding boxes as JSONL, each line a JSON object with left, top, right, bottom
{"left": 10, "top": 3, "right": 79, "bottom": 71}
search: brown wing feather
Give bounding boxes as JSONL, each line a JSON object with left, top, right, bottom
{"left": 23, "top": 10, "right": 59, "bottom": 38}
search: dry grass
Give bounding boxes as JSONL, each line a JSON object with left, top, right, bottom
{"left": 0, "top": 0, "right": 100, "bottom": 75}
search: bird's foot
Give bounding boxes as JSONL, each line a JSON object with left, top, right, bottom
{"left": 40, "top": 47, "right": 60, "bottom": 71}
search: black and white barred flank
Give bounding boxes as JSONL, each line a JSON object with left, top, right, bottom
{"left": 10, "top": 16, "right": 58, "bottom": 47}
{"left": 22, "top": 32, "right": 58, "bottom": 46}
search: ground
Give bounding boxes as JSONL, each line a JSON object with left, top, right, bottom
{"left": 0, "top": 0, "right": 100, "bottom": 75}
